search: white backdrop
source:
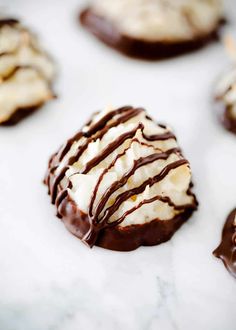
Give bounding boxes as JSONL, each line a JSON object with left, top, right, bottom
{"left": 0, "top": 1, "right": 235, "bottom": 329}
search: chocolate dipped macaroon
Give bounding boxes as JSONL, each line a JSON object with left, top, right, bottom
{"left": 45, "top": 106, "right": 198, "bottom": 251}
{"left": 0, "top": 18, "right": 55, "bottom": 125}
{"left": 80, "top": 0, "right": 224, "bottom": 60}
{"left": 213, "top": 209, "right": 236, "bottom": 278}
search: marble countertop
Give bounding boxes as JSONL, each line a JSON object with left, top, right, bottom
{"left": 0, "top": 1, "right": 236, "bottom": 329}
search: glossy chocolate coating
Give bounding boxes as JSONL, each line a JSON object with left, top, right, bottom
{"left": 58, "top": 195, "right": 196, "bottom": 251}
{"left": 213, "top": 209, "right": 236, "bottom": 278}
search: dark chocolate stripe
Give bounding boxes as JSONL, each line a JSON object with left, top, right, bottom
{"left": 144, "top": 131, "right": 176, "bottom": 141}
{"left": 77, "top": 108, "right": 143, "bottom": 168}
{"left": 81, "top": 123, "right": 143, "bottom": 174}
{"left": 55, "top": 189, "right": 68, "bottom": 210}
{"left": 58, "top": 132, "right": 83, "bottom": 162}
{"left": 113, "top": 195, "right": 193, "bottom": 227}
{"left": 99, "top": 159, "right": 188, "bottom": 224}
{"left": 84, "top": 106, "right": 133, "bottom": 137}
{"left": 92, "top": 148, "right": 179, "bottom": 220}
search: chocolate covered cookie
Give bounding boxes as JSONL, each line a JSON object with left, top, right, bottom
{"left": 213, "top": 209, "right": 236, "bottom": 278}
{"left": 45, "top": 106, "right": 197, "bottom": 251}
{"left": 0, "top": 18, "right": 55, "bottom": 125}
{"left": 80, "top": 0, "right": 224, "bottom": 60}
{"left": 215, "top": 39, "right": 236, "bottom": 134}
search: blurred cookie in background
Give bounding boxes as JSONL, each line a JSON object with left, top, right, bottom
{"left": 0, "top": 18, "right": 56, "bottom": 125}
{"left": 80, "top": 0, "right": 224, "bottom": 60}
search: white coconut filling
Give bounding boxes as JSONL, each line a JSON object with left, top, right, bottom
{"left": 0, "top": 20, "right": 55, "bottom": 123}
{"left": 216, "top": 68, "right": 236, "bottom": 119}
{"left": 0, "top": 67, "right": 53, "bottom": 122}
{"left": 91, "top": 0, "right": 223, "bottom": 42}
{"left": 53, "top": 107, "right": 194, "bottom": 227}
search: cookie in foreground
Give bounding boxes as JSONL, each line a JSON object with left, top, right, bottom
{"left": 45, "top": 106, "right": 198, "bottom": 251}
{"left": 79, "top": 0, "right": 224, "bottom": 60}
{"left": 0, "top": 18, "right": 55, "bottom": 125}
{"left": 213, "top": 209, "right": 236, "bottom": 278}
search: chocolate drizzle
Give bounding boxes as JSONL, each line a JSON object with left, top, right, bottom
{"left": 45, "top": 106, "right": 197, "bottom": 251}
{"left": 79, "top": 8, "right": 222, "bottom": 60}
{"left": 213, "top": 209, "right": 236, "bottom": 278}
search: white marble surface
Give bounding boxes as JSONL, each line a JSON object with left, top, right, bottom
{"left": 0, "top": 1, "right": 236, "bottom": 329}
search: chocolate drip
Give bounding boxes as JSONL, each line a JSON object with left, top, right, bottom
{"left": 213, "top": 209, "right": 236, "bottom": 278}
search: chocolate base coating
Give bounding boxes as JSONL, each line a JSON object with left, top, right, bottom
{"left": 0, "top": 18, "right": 19, "bottom": 27}
{"left": 223, "top": 107, "right": 236, "bottom": 135}
{"left": 0, "top": 92, "right": 56, "bottom": 126}
{"left": 0, "top": 104, "right": 43, "bottom": 126}
{"left": 80, "top": 8, "right": 222, "bottom": 60}
{"left": 215, "top": 102, "right": 236, "bottom": 135}
{"left": 57, "top": 195, "right": 196, "bottom": 251}
{"left": 213, "top": 209, "right": 236, "bottom": 278}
